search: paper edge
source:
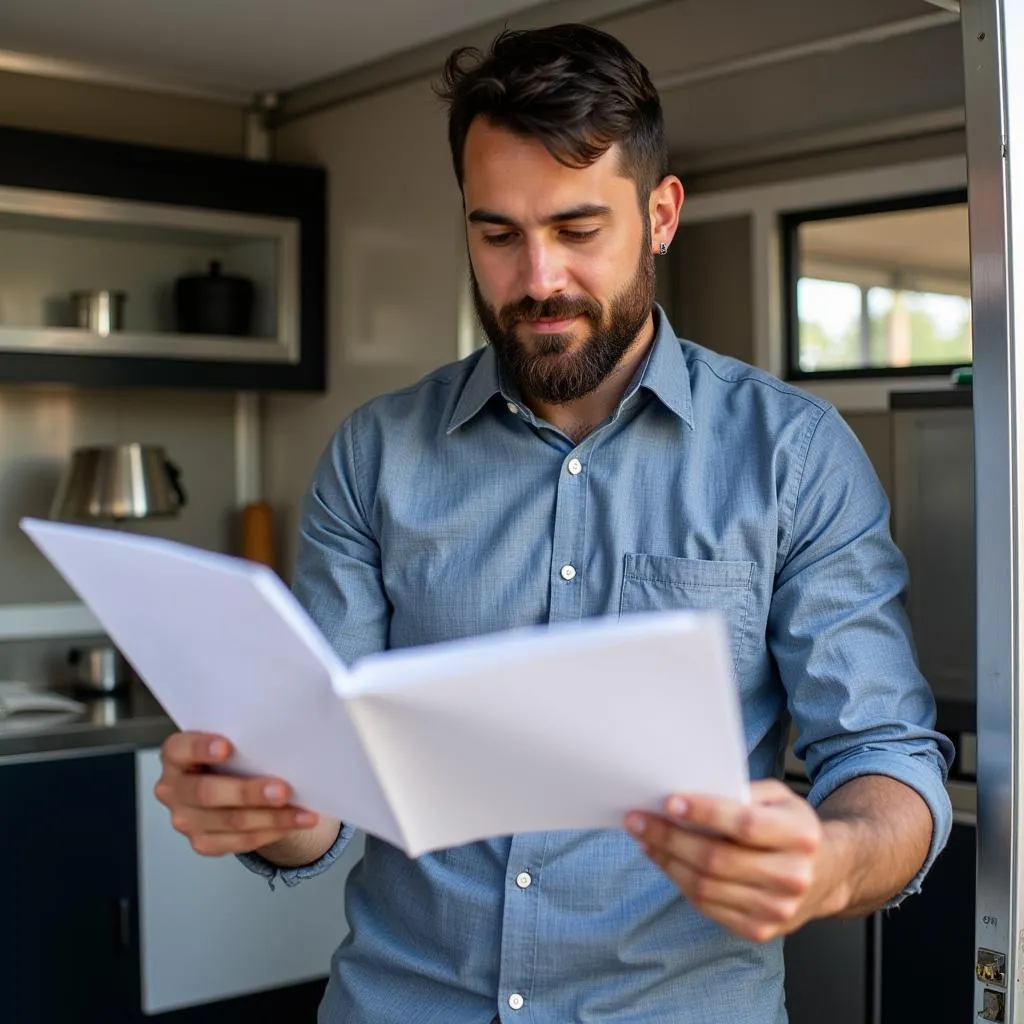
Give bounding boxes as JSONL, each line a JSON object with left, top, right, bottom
{"left": 250, "top": 573, "right": 409, "bottom": 850}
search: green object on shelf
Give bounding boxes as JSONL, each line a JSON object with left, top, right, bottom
{"left": 950, "top": 366, "right": 973, "bottom": 386}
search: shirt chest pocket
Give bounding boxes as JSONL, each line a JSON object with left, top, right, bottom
{"left": 619, "top": 553, "right": 756, "bottom": 671}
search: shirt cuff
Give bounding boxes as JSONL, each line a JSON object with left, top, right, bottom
{"left": 805, "top": 747, "right": 953, "bottom": 909}
{"left": 235, "top": 822, "right": 358, "bottom": 891}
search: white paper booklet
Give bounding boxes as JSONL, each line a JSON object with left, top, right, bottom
{"left": 21, "top": 516, "right": 749, "bottom": 857}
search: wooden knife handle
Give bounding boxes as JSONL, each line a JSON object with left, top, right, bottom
{"left": 240, "top": 501, "right": 276, "bottom": 571}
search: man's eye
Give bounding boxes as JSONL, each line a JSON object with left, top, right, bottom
{"left": 562, "top": 229, "right": 600, "bottom": 242}
{"left": 482, "top": 233, "right": 516, "bottom": 246}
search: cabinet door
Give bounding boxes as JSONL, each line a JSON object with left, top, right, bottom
{"left": 135, "top": 749, "right": 359, "bottom": 1015}
{"left": 891, "top": 405, "right": 976, "bottom": 704}
{"left": 880, "top": 821, "right": 976, "bottom": 1022}
{"left": 784, "top": 916, "right": 870, "bottom": 1024}
{"left": 0, "top": 753, "right": 141, "bottom": 1023}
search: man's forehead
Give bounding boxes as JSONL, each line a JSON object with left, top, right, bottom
{"left": 463, "top": 117, "right": 624, "bottom": 182}
{"left": 462, "top": 121, "right": 632, "bottom": 217}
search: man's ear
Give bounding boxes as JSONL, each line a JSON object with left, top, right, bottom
{"left": 650, "top": 175, "right": 684, "bottom": 255}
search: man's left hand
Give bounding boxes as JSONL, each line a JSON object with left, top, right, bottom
{"left": 625, "top": 779, "right": 847, "bottom": 942}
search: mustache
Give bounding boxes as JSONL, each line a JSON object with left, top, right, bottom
{"left": 498, "top": 294, "right": 602, "bottom": 331}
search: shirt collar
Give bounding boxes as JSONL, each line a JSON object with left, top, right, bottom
{"left": 445, "top": 303, "right": 693, "bottom": 434}
{"left": 634, "top": 304, "right": 694, "bottom": 428}
{"left": 446, "top": 347, "right": 504, "bottom": 434}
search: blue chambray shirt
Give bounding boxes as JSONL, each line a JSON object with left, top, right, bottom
{"left": 241, "top": 305, "right": 954, "bottom": 1024}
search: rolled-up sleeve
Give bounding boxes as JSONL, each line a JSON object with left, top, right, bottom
{"left": 237, "top": 410, "right": 389, "bottom": 888}
{"left": 237, "top": 822, "right": 360, "bottom": 889}
{"left": 768, "top": 406, "right": 955, "bottom": 906}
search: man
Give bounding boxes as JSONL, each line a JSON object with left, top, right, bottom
{"left": 155, "top": 23, "right": 954, "bottom": 1023}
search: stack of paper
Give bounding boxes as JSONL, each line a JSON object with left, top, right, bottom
{"left": 22, "top": 517, "right": 749, "bottom": 857}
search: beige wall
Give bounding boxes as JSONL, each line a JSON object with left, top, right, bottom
{"left": 673, "top": 216, "right": 754, "bottom": 365}
{"left": 265, "top": 75, "right": 466, "bottom": 577}
{"left": 0, "top": 74, "right": 248, "bottom": 610}
{"left": 0, "top": 71, "right": 247, "bottom": 155}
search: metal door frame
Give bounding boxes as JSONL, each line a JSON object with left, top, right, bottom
{"left": 961, "top": 0, "right": 1024, "bottom": 1020}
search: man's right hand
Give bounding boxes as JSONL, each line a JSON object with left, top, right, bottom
{"left": 154, "top": 731, "right": 326, "bottom": 858}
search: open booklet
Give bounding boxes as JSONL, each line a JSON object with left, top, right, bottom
{"left": 22, "top": 516, "right": 750, "bottom": 857}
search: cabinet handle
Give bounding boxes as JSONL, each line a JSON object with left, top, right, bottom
{"left": 117, "top": 896, "right": 132, "bottom": 949}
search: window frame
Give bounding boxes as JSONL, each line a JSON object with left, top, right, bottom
{"left": 781, "top": 187, "right": 970, "bottom": 381}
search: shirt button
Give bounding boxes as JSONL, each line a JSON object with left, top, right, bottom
{"left": 567, "top": 458, "right": 583, "bottom": 476}
{"left": 516, "top": 871, "right": 532, "bottom": 889}
{"left": 508, "top": 993, "right": 525, "bottom": 1011}
{"left": 560, "top": 564, "right": 577, "bottom": 581}
{"left": 506, "top": 401, "right": 518, "bottom": 414}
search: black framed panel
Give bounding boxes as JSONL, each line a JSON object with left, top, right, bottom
{"left": 0, "top": 125, "right": 326, "bottom": 392}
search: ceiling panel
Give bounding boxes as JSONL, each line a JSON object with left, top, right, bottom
{"left": 603, "top": 0, "right": 935, "bottom": 83}
{"left": 661, "top": 21, "right": 964, "bottom": 166}
{"left": 0, "top": 0, "right": 552, "bottom": 94}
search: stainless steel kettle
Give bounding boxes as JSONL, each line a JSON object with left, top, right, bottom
{"left": 50, "top": 443, "right": 188, "bottom": 522}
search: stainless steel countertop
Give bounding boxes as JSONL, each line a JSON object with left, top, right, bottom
{"left": 0, "top": 681, "right": 175, "bottom": 763}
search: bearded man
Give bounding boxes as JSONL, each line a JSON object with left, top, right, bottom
{"left": 155, "top": 23, "right": 953, "bottom": 1024}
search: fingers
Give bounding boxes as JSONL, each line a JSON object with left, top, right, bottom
{"left": 154, "top": 730, "right": 315, "bottom": 858}
{"left": 625, "top": 783, "right": 826, "bottom": 942}
{"left": 653, "top": 853, "right": 804, "bottom": 939}
{"left": 187, "top": 829, "right": 297, "bottom": 857}
{"left": 632, "top": 780, "right": 821, "bottom": 854}
{"left": 634, "top": 817, "right": 815, "bottom": 894}
{"left": 690, "top": 902, "right": 792, "bottom": 944}
{"left": 171, "top": 804, "right": 318, "bottom": 840}
{"left": 169, "top": 770, "right": 295, "bottom": 811}
{"left": 159, "top": 731, "right": 233, "bottom": 771}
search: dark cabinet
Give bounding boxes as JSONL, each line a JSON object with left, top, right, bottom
{"left": 879, "top": 821, "right": 976, "bottom": 1021}
{"left": 0, "top": 751, "right": 330, "bottom": 1023}
{"left": 784, "top": 821, "right": 977, "bottom": 1024}
{"left": 0, "top": 753, "right": 141, "bottom": 1023}
{"left": 0, "top": 125, "right": 326, "bottom": 392}
{"left": 784, "top": 914, "right": 870, "bottom": 1024}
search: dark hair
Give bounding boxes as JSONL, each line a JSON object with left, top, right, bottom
{"left": 435, "top": 24, "right": 668, "bottom": 202}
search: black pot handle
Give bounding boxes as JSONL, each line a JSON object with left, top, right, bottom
{"left": 165, "top": 458, "right": 188, "bottom": 508}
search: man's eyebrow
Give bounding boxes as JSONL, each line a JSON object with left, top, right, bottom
{"left": 467, "top": 203, "right": 613, "bottom": 227}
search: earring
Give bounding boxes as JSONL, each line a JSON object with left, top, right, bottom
{"left": 658, "top": 242, "right": 669, "bottom": 255}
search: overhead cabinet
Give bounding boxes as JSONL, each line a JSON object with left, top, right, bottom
{"left": 0, "top": 125, "right": 326, "bottom": 391}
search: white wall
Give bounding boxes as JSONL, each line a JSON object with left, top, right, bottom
{"left": 266, "top": 76, "right": 467, "bottom": 577}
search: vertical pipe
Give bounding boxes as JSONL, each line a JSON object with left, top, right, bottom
{"left": 235, "top": 102, "right": 274, "bottom": 508}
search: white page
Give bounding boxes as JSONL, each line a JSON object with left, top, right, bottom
{"left": 20, "top": 517, "right": 403, "bottom": 845}
{"left": 348, "top": 611, "right": 749, "bottom": 857}
{"left": 23, "top": 518, "right": 750, "bottom": 858}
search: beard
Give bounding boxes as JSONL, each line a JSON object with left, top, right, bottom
{"left": 471, "top": 235, "right": 656, "bottom": 406}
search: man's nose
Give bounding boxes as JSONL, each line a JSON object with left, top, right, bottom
{"left": 520, "top": 239, "right": 568, "bottom": 301}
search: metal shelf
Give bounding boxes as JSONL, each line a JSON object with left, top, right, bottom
{"left": 0, "top": 326, "right": 297, "bottom": 364}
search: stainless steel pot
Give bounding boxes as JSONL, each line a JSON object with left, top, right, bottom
{"left": 72, "top": 290, "right": 126, "bottom": 336}
{"left": 50, "top": 443, "right": 188, "bottom": 522}
{"left": 66, "top": 644, "right": 134, "bottom": 695}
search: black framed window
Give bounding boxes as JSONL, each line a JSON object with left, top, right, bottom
{"left": 782, "top": 189, "right": 971, "bottom": 380}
